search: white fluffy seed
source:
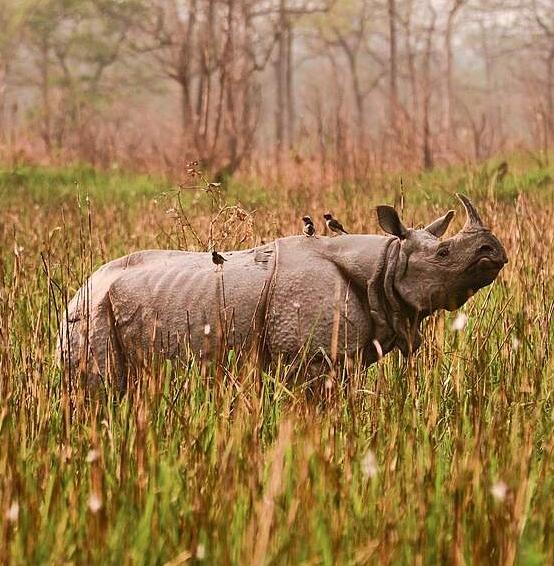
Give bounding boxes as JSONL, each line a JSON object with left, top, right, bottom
{"left": 491, "top": 480, "right": 508, "bottom": 502}
{"left": 5, "top": 501, "right": 19, "bottom": 522}
{"left": 361, "top": 449, "right": 378, "bottom": 479}
{"left": 86, "top": 449, "right": 100, "bottom": 463}
{"left": 88, "top": 493, "right": 103, "bottom": 513}
{"left": 451, "top": 312, "right": 468, "bottom": 331}
{"left": 196, "top": 543, "right": 206, "bottom": 560}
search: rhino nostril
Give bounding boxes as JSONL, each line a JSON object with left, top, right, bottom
{"left": 478, "top": 244, "right": 494, "bottom": 255}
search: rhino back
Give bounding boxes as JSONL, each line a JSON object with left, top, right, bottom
{"left": 112, "top": 246, "right": 274, "bottom": 358}
{"left": 65, "top": 245, "right": 276, "bottom": 368}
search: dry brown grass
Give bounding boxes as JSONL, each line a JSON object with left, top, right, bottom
{"left": 0, "top": 159, "right": 553, "bottom": 564}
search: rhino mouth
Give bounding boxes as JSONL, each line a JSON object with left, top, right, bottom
{"left": 443, "top": 258, "right": 505, "bottom": 312}
{"left": 463, "top": 256, "right": 506, "bottom": 292}
{"left": 467, "top": 252, "right": 506, "bottom": 276}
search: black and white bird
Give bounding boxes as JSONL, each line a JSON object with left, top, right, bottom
{"left": 302, "top": 216, "right": 316, "bottom": 237}
{"left": 211, "top": 251, "right": 227, "bottom": 270}
{"left": 323, "top": 212, "right": 348, "bottom": 235}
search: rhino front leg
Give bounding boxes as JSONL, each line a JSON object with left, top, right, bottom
{"left": 274, "top": 348, "right": 361, "bottom": 390}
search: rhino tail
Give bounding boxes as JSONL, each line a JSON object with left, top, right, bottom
{"left": 56, "top": 284, "right": 128, "bottom": 394}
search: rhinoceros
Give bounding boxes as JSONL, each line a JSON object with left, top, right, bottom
{"left": 59, "top": 194, "right": 507, "bottom": 391}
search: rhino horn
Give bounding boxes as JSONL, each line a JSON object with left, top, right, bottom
{"left": 456, "top": 193, "right": 487, "bottom": 232}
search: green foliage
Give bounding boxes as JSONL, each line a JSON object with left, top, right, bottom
{"left": 0, "top": 163, "right": 171, "bottom": 204}
{"left": 0, "top": 1, "right": 31, "bottom": 58}
{"left": 25, "top": 0, "right": 145, "bottom": 99}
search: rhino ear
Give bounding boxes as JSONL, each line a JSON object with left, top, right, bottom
{"left": 376, "top": 205, "right": 408, "bottom": 239}
{"left": 425, "top": 210, "right": 455, "bottom": 237}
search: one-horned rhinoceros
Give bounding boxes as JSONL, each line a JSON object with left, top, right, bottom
{"left": 59, "top": 194, "right": 507, "bottom": 391}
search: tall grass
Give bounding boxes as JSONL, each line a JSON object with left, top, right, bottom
{"left": 0, "top": 160, "right": 553, "bottom": 564}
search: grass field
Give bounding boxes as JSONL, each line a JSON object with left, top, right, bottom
{"left": 1, "top": 158, "right": 553, "bottom": 564}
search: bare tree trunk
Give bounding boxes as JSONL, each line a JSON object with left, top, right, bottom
{"left": 547, "top": 46, "right": 554, "bottom": 149}
{"left": 422, "top": 98, "right": 433, "bottom": 169}
{"left": 443, "top": 10, "right": 455, "bottom": 147}
{"left": 352, "top": 71, "right": 365, "bottom": 151}
{"left": 443, "top": 1, "right": 464, "bottom": 150}
{"left": 39, "top": 37, "right": 52, "bottom": 154}
{"left": 479, "top": 21, "right": 493, "bottom": 141}
{"left": 224, "top": 0, "right": 238, "bottom": 171}
{"left": 178, "top": 0, "right": 197, "bottom": 147}
{"left": 404, "top": 0, "right": 418, "bottom": 122}
{"left": 388, "top": 0, "right": 398, "bottom": 131}
{"left": 313, "top": 90, "right": 327, "bottom": 182}
{"left": 334, "top": 40, "right": 364, "bottom": 157}
{"left": 0, "top": 62, "right": 7, "bottom": 143}
{"left": 422, "top": 10, "right": 436, "bottom": 170}
{"left": 285, "top": 23, "right": 294, "bottom": 149}
{"left": 181, "top": 81, "right": 191, "bottom": 144}
{"left": 202, "top": 0, "right": 216, "bottom": 145}
{"left": 274, "top": 0, "right": 287, "bottom": 171}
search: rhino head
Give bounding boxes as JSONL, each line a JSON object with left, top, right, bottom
{"left": 376, "top": 194, "right": 508, "bottom": 317}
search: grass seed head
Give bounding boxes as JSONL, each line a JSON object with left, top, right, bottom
{"left": 5, "top": 502, "right": 19, "bottom": 523}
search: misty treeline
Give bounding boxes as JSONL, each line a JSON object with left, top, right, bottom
{"left": 1, "top": 0, "right": 554, "bottom": 178}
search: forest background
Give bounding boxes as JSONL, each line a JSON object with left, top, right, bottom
{"left": 2, "top": 0, "right": 554, "bottom": 180}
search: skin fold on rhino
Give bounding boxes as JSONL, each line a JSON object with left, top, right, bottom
{"left": 58, "top": 194, "right": 508, "bottom": 391}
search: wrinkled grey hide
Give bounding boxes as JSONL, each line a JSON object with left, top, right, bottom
{"left": 59, "top": 195, "right": 507, "bottom": 390}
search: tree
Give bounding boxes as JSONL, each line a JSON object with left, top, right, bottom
{"left": 388, "top": 0, "right": 399, "bottom": 131}
{"left": 421, "top": 1, "right": 437, "bottom": 169}
{"left": 271, "top": 0, "right": 330, "bottom": 170}
{"left": 525, "top": 0, "right": 554, "bottom": 151}
{"left": 0, "top": 1, "right": 30, "bottom": 142}
{"left": 315, "top": 0, "right": 385, "bottom": 149}
{"left": 136, "top": 0, "right": 279, "bottom": 176}
{"left": 443, "top": 0, "right": 467, "bottom": 147}
{"left": 22, "top": 0, "right": 143, "bottom": 156}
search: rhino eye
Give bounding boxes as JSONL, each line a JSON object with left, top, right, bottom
{"left": 436, "top": 246, "right": 450, "bottom": 258}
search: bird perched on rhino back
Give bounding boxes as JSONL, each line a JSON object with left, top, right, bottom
{"left": 302, "top": 216, "right": 316, "bottom": 237}
{"left": 324, "top": 212, "right": 348, "bottom": 235}
{"left": 58, "top": 194, "right": 507, "bottom": 393}
{"left": 211, "top": 251, "right": 226, "bottom": 270}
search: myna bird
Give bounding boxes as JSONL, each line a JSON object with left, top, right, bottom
{"left": 302, "top": 216, "right": 316, "bottom": 237}
{"left": 323, "top": 212, "right": 348, "bottom": 235}
{"left": 211, "top": 251, "right": 227, "bottom": 270}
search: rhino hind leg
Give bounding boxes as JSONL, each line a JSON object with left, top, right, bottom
{"left": 104, "top": 296, "right": 130, "bottom": 394}
{"left": 58, "top": 293, "right": 129, "bottom": 396}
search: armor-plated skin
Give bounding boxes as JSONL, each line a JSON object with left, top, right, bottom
{"left": 59, "top": 195, "right": 508, "bottom": 390}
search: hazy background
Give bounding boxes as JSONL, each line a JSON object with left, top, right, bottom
{"left": 1, "top": 0, "right": 552, "bottom": 179}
